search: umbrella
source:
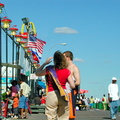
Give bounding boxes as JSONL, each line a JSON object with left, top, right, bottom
{"left": 38, "top": 81, "right": 46, "bottom": 89}
{"left": 79, "top": 89, "right": 89, "bottom": 94}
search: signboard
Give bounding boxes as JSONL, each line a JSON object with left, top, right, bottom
{"left": 30, "top": 74, "right": 38, "bottom": 80}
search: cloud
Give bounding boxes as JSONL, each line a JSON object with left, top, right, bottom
{"left": 73, "top": 58, "right": 85, "bottom": 62}
{"left": 103, "top": 60, "right": 112, "bottom": 63}
{"left": 54, "top": 27, "right": 79, "bottom": 34}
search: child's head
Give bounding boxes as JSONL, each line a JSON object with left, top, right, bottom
{"left": 11, "top": 80, "right": 17, "bottom": 86}
{"left": 15, "top": 93, "right": 19, "bottom": 98}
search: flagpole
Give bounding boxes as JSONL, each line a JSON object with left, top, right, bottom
{"left": 5, "top": 28, "right": 8, "bottom": 91}
{"left": 0, "top": 16, "right": 2, "bottom": 105}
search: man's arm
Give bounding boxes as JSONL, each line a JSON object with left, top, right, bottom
{"left": 20, "top": 89, "right": 23, "bottom": 97}
{"left": 108, "top": 85, "right": 112, "bottom": 102}
{"left": 68, "top": 73, "right": 75, "bottom": 89}
{"left": 73, "top": 65, "right": 80, "bottom": 86}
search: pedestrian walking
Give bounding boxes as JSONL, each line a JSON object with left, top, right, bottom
{"left": 108, "top": 77, "right": 120, "bottom": 120}
{"left": 102, "top": 94, "right": 107, "bottom": 110}
{"left": 89, "top": 96, "right": 94, "bottom": 110}
{"left": 35, "top": 51, "right": 75, "bottom": 120}
{"left": 18, "top": 79, "right": 31, "bottom": 119}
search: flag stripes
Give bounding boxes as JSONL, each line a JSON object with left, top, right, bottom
{"left": 27, "top": 35, "right": 46, "bottom": 63}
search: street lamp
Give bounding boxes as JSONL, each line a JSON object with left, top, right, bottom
{"left": 48, "top": 43, "right": 67, "bottom": 51}
{"left": 21, "top": 17, "right": 29, "bottom": 25}
{"left": 21, "top": 17, "right": 36, "bottom": 36}
{"left": 46, "top": 43, "right": 67, "bottom": 58}
{"left": 60, "top": 43, "right": 67, "bottom": 46}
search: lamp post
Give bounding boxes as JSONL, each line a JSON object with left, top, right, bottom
{"left": 0, "top": 3, "right": 4, "bottom": 87}
{"left": 0, "top": 2, "right": 4, "bottom": 115}
{"left": 9, "top": 26, "right": 18, "bottom": 80}
{"left": 1, "top": 18, "right": 12, "bottom": 91}
{"left": 21, "top": 17, "right": 39, "bottom": 72}
{"left": 48, "top": 43, "right": 67, "bottom": 51}
{"left": 47, "top": 43, "right": 67, "bottom": 58}
{"left": 21, "top": 17, "right": 37, "bottom": 91}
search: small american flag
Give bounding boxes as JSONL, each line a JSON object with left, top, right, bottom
{"left": 28, "top": 35, "right": 46, "bottom": 54}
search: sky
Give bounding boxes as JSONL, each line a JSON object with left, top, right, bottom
{"left": 1, "top": 0, "right": 120, "bottom": 99}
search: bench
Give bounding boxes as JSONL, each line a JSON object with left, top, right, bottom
{"left": 79, "top": 105, "right": 88, "bottom": 110}
{"left": 30, "top": 105, "right": 45, "bottom": 114}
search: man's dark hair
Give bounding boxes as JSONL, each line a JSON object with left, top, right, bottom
{"left": 63, "top": 51, "right": 73, "bottom": 61}
{"left": 19, "top": 79, "right": 24, "bottom": 82}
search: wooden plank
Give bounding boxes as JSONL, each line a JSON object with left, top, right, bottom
{"left": 30, "top": 105, "right": 45, "bottom": 109}
{"left": 31, "top": 109, "right": 45, "bottom": 113}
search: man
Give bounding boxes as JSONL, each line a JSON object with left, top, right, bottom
{"left": 63, "top": 51, "right": 80, "bottom": 120}
{"left": 108, "top": 77, "right": 120, "bottom": 120}
{"left": 102, "top": 94, "right": 107, "bottom": 110}
{"left": 18, "top": 79, "right": 31, "bottom": 119}
{"left": 89, "top": 96, "right": 94, "bottom": 110}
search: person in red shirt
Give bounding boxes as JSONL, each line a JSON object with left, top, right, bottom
{"left": 35, "top": 51, "right": 75, "bottom": 120}
{"left": 40, "top": 94, "right": 46, "bottom": 105}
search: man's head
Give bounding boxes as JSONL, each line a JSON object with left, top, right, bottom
{"left": 19, "top": 79, "right": 24, "bottom": 84}
{"left": 112, "top": 77, "right": 117, "bottom": 83}
{"left": 63, "top": 51, "right": 73, "bottom": 61}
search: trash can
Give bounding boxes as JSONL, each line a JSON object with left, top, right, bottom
{"left": 96, "top": 103, "right": 99, "bottom": 109}
{"left": 118, "top": 106, "right": 120, "bottom": 112}
{"left": 98, "top": 103, "right": 103, "bottom": 109}
{"left": 93, "top": 103, "right": 96, "bottom": 108}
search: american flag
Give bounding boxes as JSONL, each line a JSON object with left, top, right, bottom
{"left": 28, "top": 35, "right": 46, "bottom": 54}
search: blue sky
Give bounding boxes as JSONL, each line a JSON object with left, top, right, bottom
{"left": 1, "top": 0, "right": 120, "bottom": 99}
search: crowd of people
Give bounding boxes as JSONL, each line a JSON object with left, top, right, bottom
{"left": 2, "top": 79, "right": 31, "bottom": 119}
{"left": 1, "top": 50, "right": 120, "bottom": 120}
{"left": 1, "top": 50, "right": 80, "bottom": 120}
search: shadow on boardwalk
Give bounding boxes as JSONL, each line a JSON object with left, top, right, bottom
{"left": 9, "top": 109, "right": 120, "bottom": 120}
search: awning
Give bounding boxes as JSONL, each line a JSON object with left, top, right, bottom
{"left": 37, "top": 81, "right": 46, "bottom": 89}
{"left": 79, "top": 89, "right": 89, "bottom": 94}
{"left": 1, "top": 63, "right": 23, "bottom": 69}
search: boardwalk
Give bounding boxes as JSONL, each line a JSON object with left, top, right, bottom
{"left": 8, "top": 109, "right": 120, "bottom": 120}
